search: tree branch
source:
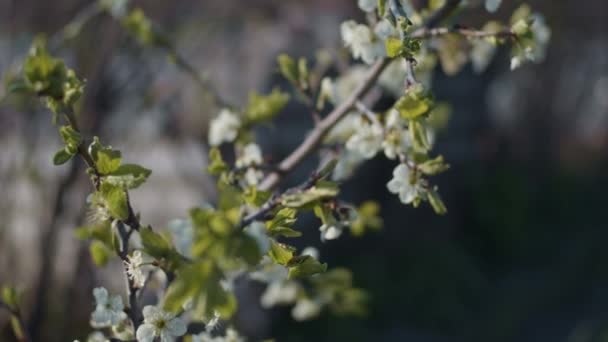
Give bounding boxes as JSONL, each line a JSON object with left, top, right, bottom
{"left": 258, "top": 0, "right": 463, "bottom": 192}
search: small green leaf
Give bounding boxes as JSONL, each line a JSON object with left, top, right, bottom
{"left": 394, "top": 85, "right": 433, "bottom": 120}
{"left": 163, "top": 260, "right": 214, "bottom": 313}
{"left": 277, "top": 54, "right": 298, "bottom": 85}
{"left": 287, "top": 255, "right": 327, "bottom": 279}
{"left": 418, "top": 155, "right": 450, "bottom": 175}
{"left": 245, "top": 89, "right": 290, "bottom": 123}
{"left": 52, "top": 148, "right": 74, "bottom": 165}
{"left": 89, "top": 240, "right": 112, "bottom": 266}
{"left": 268, "top": 240, "right": 295, "bottom": 266}
{"left": 1, "top": 286, "right": 19, "bottom": 309}
{"left": 207, "top": 148, "right": 228, "bottom": 176}
{"left": 96, "top": 149, "right": 122, "bottom": 175}
{"left": 243, "top": 187, "right": 272, "bottom": 207}
{"left": 409, "top": 120, "right": 430, "bottom": 152}
{"left": 281, "top": 182, "right": 339, "bottom": 208}
{"left": 105, "top": 164, "right": 152, "bottom": 189}
{"left": 99, "top": 182, "right": 129, "bottom": 220}
{"left": 427, "top": 187, "right": 447, "bottom": 215}
{"left": 140, "top": 227, "right": 172, "bottom": 259}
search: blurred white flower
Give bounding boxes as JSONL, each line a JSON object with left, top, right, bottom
{"left": 124, "top": 250, "right": 145, "bottom": 288}
{"left": 471, "top": 39, "right": 497, "bottom": 73}
{"left": 292, "top": 298, "right": 322, "bottom": 321}
{"left": 244, "top": 221, "right": 271, "bottom": 254}
{"left": 358, "top": 0, "right": 377, "bottom": 12}
{"left": 235, "top": 143, "right": 262, "bottom": 168}
{"left": 86, "top": 331, "right": 109, "bottom": 342}
{"left": 374, "top": 19, "right": 397, "bottom": 40}
{"left": 510, "top": 12, "right": 551, "bottom": 70}
{"left": 236, "top": 143, "right": 264, "bottom": 186}
{"left": 382, "top": 109, "right": 412, "bottom": 159}
{"left": 341, "top": 21, "right": 385, "bottom": 65}
{"left": 90, "top": 287, "right": 127, "bottom": 328}
{"left": 209, "top": 109, "right": 241, "bottom": 146}
{"left": 346, "top": 116, "right": 384, "bottom": 159}
{"left": 387, "top": 164, "right": 423, "bottom": 204}
{"left": 261, "top": 281, "right": 300, "bottom": 308}
{"left": 193, "top": 328, "right": 245, "bottom": 342}
{"left": 485, "top": 0, "right": 502, "bottom": 12}
{"left": 136, "top": 306, "right": 187, "bottom": 342}
{"left": 301, "top": 246, "right": 320, "bottom": 260}
{"left": 332, "top": 150, "right": 366, "bottom": 181}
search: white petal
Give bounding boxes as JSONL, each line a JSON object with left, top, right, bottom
{"left": 142, "top": 306, "right": 162, "bottom": 323}
{"left": 93, "top": 287, "right": 108, "bottom": 305}
{"left": 386, "top": 177, "right": 403, "bottom": 194}
{"left": 485, "top": 0, "right": 502, "bottom": 12}
{"left": 291, "top": 298, "right": 321, "bottom": 321}
{"left": 136, "top": 323, "right": 157, "bottom": 342}
{"left": 323, "top": 226, "right": 342, "bottom": 240}
{"left": 166, "top": 317, "right": 187, "bottom": 337}
{"left": 399, "top": 187, "right": 417, "bottom": 204}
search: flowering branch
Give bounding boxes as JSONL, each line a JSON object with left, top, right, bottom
{"left": 258, "top": 0, "right": 463, "bottom": 191}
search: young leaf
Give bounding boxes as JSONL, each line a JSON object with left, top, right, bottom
{"left": 288, "top": 255, "right": 328, "bottom": 279}
{"left": 385, "top": 37, "right": 404, "bottom": 58}
{"left": 105, "top": 164, "right": 152, "bottom": 189}
{"left": 53, "top": 148, "right": 74, "bottom": 165}
{"left": 89, "top": 240, "right": 112, "bottom": 266}
{"left": 99, "top": 182, "right": 129, "bottom": 220}
{"left": 268, "top": 240, "right": 295, "bottom": 266}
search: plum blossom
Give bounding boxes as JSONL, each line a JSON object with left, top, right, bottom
{"left": 136, "top": 306, "right": 187, "bottom": 342}
{"left": 341, "top": 21, "right": 385, "bottom": 65}
{"left": 387, "top": 164, "right": 424, "bottom": 204}
{"left": 209, "top": 109, "right": 241, "bottom": 146}
{"left": 124, "top": 250, "right": 145, "bottom": 288}
{"left": 345, "top": 116, "right": 384, "bottom": 159}
{"left": 90, "top": 287, "right": 127, "bottom": 328}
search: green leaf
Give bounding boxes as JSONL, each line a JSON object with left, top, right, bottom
{"left": 96, "top": 149, "right": 122, "bottom": 175}
{"left": 1, "top": 286, "right": 19, "bottom": 309}
{"left": 163, "top": 260, "right": 214, "bottom": 313}
{"left": 350, "top": 201, "right": 383, "bottom": 237}
{"left": 99, "top": 182, "right": 129, "bottom": 220}
{"left": 394, "top": 85, "right": 433, "bottom": 120}
{"left": 297, "top": 58, "right": 309, "bottom": 90}
{"left": 427, "top": 187, "right": 447, "bottom": 215}
{"left": 418, "top": 155, "right": 450, "bottom": 175}
{"left": 105, "top": 164, "right": 152, "bottom": 189}
{"left": 140, "top": 227, "right": 173, "bottom": 259}
{"left": 409, "top": 120, "right": 430, "bottom": 152}
{"left": 245, "top": 89, "right": 290, "bottom": 123}
{"left": 288, "top": 255, "right": 327, "bottom": 279}
{"left": 317, "top": 158, "right": 338, "bottom": 180}
{"left": 268, "top": 240, "right": 295, "bottom": 266}
{"left": 59, "top": 125, "right": 82, "bottom": 152}
{"left": 243, "top": 187, "right": 272, "bottom": 207}
{"left": 378, "top": 0, "right": 387, "bottom": 16}
{"left": 281, "top": 182, "right": 339, "bottom": 208}
{"left": 207, "top": 147, "right": 228, "bottom": 176}
{"left": 385, "top": 37, "right": 404, "bottom": 58}
{"left": 89, "top": 240, "right": 112, "bottom": 266}
{"left": 52, "top": 148, "right": 74, "bottom": 165}
{"left": 277, "top": 54, "right": 298, "bottom": 85}
{"left": 23, "top": 48, "right": 68, "bottom": 99}
{"left": 74, "top": 221, "right": 113, "bottom": 247}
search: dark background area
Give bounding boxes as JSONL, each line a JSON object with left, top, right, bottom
{"left": 0, "top": 0, "right": 607, "bottom": 341}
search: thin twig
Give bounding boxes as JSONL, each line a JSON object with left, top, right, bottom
{"left": 411, "top": 25, "right": 516, "bottom": 40}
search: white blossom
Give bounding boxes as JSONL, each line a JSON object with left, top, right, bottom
{"left": 208, "top": 109, "right": 241, "bottom": 146}
{"left": 86, "top": 331, "right": 109, "bottom": 342}
{"left": 357, "top": 0, "right": 377, "bottom": 12}
{"left": 320, "top": 223, "right": 343, "bottom": 240}
{"left": 332, "top": 150, "right": 365, "bottom": 181}
{"left": 291, "top": 298, "right": 322, "bottom": 321}
{"left": 374, "top": 19, "right": 397, "bottom": 40}
{"left": 485, "top": 0, "right": 502, "bottom": 12}
{"left": 510, "top": 13, "right": 551, "bottom": 70}
{"left": 124, "top": 250, "right": 146, "bottom": 288}
{"left": 301, "top": 247, "right": 320, "bottom": 260}
{"left": 90, "top": 287, "right": 127, "bottom": 328}
{"left": 193, "top": 328, "right": 245, "bottom": 342}
{"left": 345, "top": 116, "right": 384, "bottom": 159}
{"left": 236, "top": 143, "right": 264, "bottom": 186}
{"left": 386, "top": 164, "right": 424, "bottom": 204}
{"left": 341, "top": 21, "right": 385, "bottom": 65}
{"left": 260, "top": 281, "right": 300, "bottom": 308}
{"left": 136, "top": 306, "right": 187, "bottom": 342}
{"left": 382, "top": 109, "right": 412, "bottom": 159}
{"left": 235, "top": 143, "right": 263, "bottom": 168}
{"left": 471, "top": 39, "right": 497, "bottom": 73}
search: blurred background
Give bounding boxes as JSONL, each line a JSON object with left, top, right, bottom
{"left": 0, "top": 0, "right": 607, "bottom": 341}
